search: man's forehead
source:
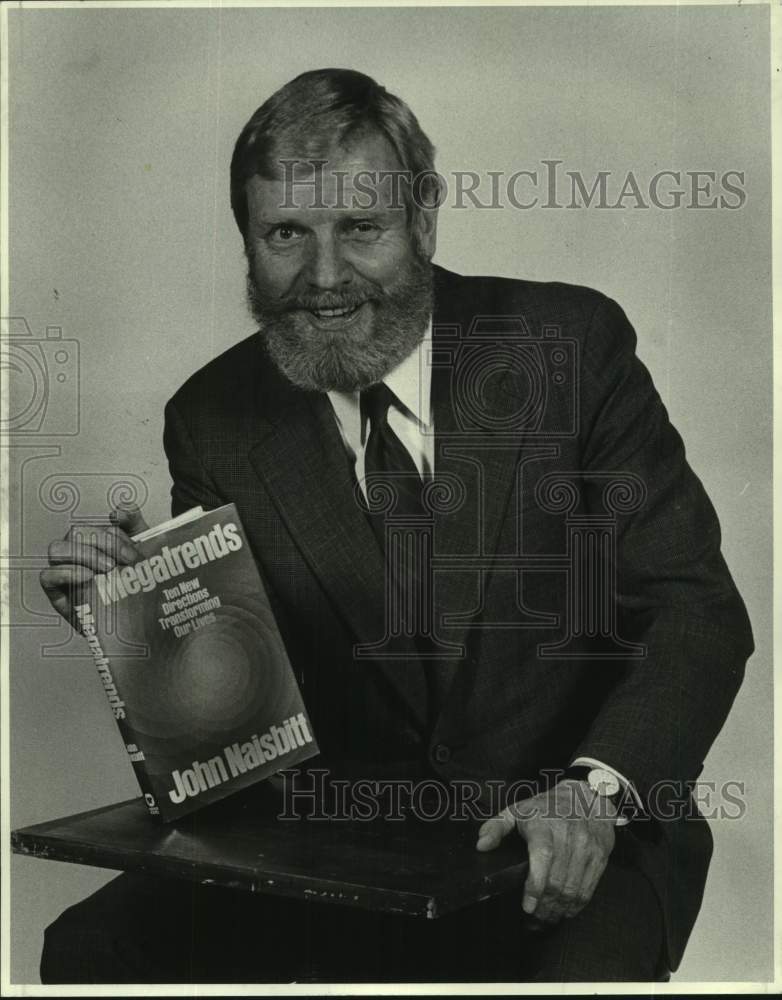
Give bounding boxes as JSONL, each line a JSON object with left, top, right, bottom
{"left": 247, "top": 131, "right": 408, "bottom": 215}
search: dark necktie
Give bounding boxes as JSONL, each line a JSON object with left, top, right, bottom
{"left": 360, "top": 382, "right": 425, "bottom": 546}
{"left": 360, "top": 384, "right": 451, "bottom": 722}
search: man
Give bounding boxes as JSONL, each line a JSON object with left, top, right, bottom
{"left": 39, "top": 68, "right": 753, "bottom": 983}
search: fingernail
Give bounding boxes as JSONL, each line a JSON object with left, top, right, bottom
{"left": 120, "top": 544, "right": 138, "bottom": 564}
{"left": 522, "top": 896, "right": 537, "bottom": 914}
{"left": 476, "top": 835, "right": 490, "bottom": 850}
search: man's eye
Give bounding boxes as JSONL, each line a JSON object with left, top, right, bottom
{"left": 269, "top": 225, "right": 303, "bottom": 243}
{"left": 350, "top": 221, "right": 380, "bottom": 238}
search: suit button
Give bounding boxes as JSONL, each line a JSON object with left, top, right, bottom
{"left": 432, "top": 744, "right": 451, "bottom": 764}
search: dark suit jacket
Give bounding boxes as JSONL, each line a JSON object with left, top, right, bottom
{"left": 163, "top": 264, "right": 753, "bottom": 971}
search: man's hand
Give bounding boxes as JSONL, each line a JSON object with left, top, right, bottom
{"left": 40, "top": 507, "right": 149, "bottom": 627}
{"left": 476, "top": 780, "right": 617, "bottom": 924}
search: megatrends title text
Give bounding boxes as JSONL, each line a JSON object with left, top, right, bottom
{"left": 94, "top": 522, "right": 243, "bottom": 606}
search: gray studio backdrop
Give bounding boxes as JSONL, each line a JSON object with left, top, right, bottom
{"left": 7, "top": 4, "right": 772, "bottom": 984}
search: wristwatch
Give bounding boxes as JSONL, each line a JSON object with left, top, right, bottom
{"left": 561, "top": 764, "right": 637, "bottom": 824}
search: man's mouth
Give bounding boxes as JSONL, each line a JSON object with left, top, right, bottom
{"left": 299, "top": 301, "right": 369, "bottom": 329}
{"left": 309, "top": 303, "right": 362, "bottom": 319}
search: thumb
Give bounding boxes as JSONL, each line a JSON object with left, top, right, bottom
{"left": 110, "top": 505, "right": 149, "bottom": 539}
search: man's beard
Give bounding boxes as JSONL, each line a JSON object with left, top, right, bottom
{"left": 245, "top": 252, "right": 434, "bottom": 392}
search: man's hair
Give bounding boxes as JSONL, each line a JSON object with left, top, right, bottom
{"left": 230, "top": 68, "right": 438, "bottom": 241}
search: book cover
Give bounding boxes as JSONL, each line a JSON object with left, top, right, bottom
{"left": 72, "top": 503, "right": 318, "bottom": 821}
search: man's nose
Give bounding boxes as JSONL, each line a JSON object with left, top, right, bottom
{"left": 306, "top": 234, "right": 352, "bottom": 290}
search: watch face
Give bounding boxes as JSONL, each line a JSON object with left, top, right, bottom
{"left": 587, "top": 768, "right": 621, "bottom": 797}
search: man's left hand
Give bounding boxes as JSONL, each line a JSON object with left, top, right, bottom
{"left": 476, "top": 780, "right": 617, "bottom": 924}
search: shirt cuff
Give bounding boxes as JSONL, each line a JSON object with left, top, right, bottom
{"left": 570, "top": 756, "right": 644, "bottom": 827}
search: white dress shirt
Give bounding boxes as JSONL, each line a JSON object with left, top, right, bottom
{"left": 327, "top": 324, "right": 434, "bottom": 498}
{"left": 326, "top": 327, "right": 640, "bottom": 825}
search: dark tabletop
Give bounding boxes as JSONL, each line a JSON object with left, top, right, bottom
{"left": 12, "top": 786, "right": 529, "bottom": 918}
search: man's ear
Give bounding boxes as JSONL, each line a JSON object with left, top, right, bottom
{"left": 413, "top": 205, "right": 438, "bottom": 260}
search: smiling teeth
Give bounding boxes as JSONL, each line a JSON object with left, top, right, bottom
{"left": 313, "top": 305, "right": 357, "bottom": 317}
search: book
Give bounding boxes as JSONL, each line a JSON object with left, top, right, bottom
{"left": 72, "top": 503, "right": 318, "bottom": 822}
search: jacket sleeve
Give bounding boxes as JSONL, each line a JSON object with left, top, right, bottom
{"left": 571, "top": 294, "right": 754, "bottom": 805}
{"left": 163, "top": 396, "right": 226, "bottom": 517}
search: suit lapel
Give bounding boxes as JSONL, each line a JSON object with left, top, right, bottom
{"left": 247, "top": 371, "right": 428, "bottom": 730}
{"left": 429, "top": 269, "right": 529, "bottom": 710}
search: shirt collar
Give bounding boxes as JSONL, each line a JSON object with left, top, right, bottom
{"left": 383, "top": 320, "right": 433, "bottom": 429}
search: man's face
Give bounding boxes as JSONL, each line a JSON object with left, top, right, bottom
{"left": 244, "top": 131, "right": 436, "bottom": 392}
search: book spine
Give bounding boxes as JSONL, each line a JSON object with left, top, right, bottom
{"left": 71, "top": 598, "right": 161, "bottom": 819}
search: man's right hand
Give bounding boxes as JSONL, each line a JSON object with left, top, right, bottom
{"left": 40, "top": 507, "right": 149, "bottom": 626}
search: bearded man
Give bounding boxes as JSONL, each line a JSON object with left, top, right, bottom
{"left": 39, "top": 68, "right": 753, "bottom": 983}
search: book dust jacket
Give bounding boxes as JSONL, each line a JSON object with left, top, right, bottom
{"left": 72, "top": 503, "right": 318, "bottom": 821}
